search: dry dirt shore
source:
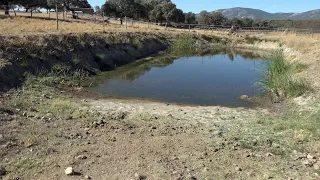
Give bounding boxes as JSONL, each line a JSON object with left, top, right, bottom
{"left": 1, "top": 32, "right": 320, "bottom": 179}
{"left": 0, "top": 84, "right": 320, "bottom": 180}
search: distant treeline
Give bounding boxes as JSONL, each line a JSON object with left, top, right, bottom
{"left": 2, "top": 0, "right": 320, "bottom": 30}
{"left": 99, "top": 1, "right": 320, "bottom": 29}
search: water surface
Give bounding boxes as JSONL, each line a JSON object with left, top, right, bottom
{"left": 94, "top": 50, "right": 266, "bottom": 107}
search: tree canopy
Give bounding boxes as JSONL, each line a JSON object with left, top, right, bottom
{"left": 102, "top": 0, "right": 185, "bottom": 23}
{"left": 1, "top": 0, "right": 91, "bottom": 13}
{"left": 198, "top": 11, "right": 227, "bottom": 25}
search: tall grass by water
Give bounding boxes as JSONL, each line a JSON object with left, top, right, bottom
{"left": 171, "top": 34, "right": 196, "bottom": 56}
{"left": 259, "top": 50, "right": 311, "bottom": 100}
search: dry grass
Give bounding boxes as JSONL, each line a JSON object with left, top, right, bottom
{"left": 0, "top": 10, "right": 230, "bottom": 37}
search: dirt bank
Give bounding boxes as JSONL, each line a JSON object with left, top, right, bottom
{"left": 0, "top": 32, "right": 169, "bottom": 91}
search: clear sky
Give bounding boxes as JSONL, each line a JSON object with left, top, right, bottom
{"left": 88, "top": 0, "right": 320, "bottom": 14}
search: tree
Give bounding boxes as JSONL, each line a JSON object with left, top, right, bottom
{"left": 102, "top": 1, "right": 118, "bottom": 17}
{"left": 102, "top": 0, "right": 185, "bottom": 24}
{"left": 198, "top": 10, "right": 211, "bottom": 25}
{"left": 242, "top": 18, "right": 253, "bottom": 27}
{"left": 47, "top": 0, "right": 91, "bottom": 18}
{"left": 210, "top": 12, "right": 226, "bottom": 25}
{"left": 149, "top": 4, "right": 165, "bottom": 23}
{"left": 162, "top": 1, "right": 176, "bottom": 24}
{"left": 94, "top": 5, "right": 102, "bottom": 16}
{"left": 184, "top": 12, "right": 196, "bottom": 24}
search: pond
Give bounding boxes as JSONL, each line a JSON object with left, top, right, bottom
{"left": 94, "top": 49, "right": 268, "bottom": 107}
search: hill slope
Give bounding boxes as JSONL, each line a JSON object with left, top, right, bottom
{"left": 213, "top": 7, "right": 320, "bottom": 20}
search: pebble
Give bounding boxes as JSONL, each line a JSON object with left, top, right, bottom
{"left": 22, "top": 111, "right": 28, "bottom": 117}
{"left": 85, "top": 175, "right": 92, "bottom": 179}
{"left": 266, "top": 152, "right": 274, "bottom": 157}
{"left": 65, "top": 167, "right": 74, "bottom": 175}
{"left": 186, "top": 174, "right": 197, "bottom": 180}
{"left": 307, "top": 154, "right": 315, "bottom": 160}
{"left": 76, "top": 155, "right": 87, "bottom": 160}
{"left": 0, "top": 167, "right": 6, "bottom": 176}
{"left": 239, "top": 95, "right": 249, "bottom": 100}
{"left": 235, "top": 167, "right": 242, "bottom": 171}
{"left": 134, "top": 173, "right": 146, "bottom": 180}
{"left": 302, "top": 159, "right": 316, "bottom": 167}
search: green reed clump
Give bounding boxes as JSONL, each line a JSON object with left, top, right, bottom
{"left": 171, "top": 34, "right": 196, "bottom": 56}
{"left": 259, "top": 50, "right": 311, "bottom": 99}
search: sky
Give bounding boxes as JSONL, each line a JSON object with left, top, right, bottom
{"left": 88, "top": 0, "right": 320, "bottom": 14}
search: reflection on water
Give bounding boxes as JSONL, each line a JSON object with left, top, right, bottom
{"left": 93, "top": 49, "right": 268, "bottom": 107}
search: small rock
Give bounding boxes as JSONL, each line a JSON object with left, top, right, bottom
{"left": 22, "top": 111, "right": 28, "bottom": 117}
{"left": 212, "top": 130, "right": 223, "bottom": 137}
{"left": 134, "top": 173, "right": 146, "bottom": 180}
{"left": 65, "top": 167, "right": 74, "bottom": 175}
{"left": 266, "top": 153, "right": 274, "bottom": 157}
{"left": 0, "top": 167, "right": 6, "bottom": 176}
{"left": 76, "top": 155, "right": 87, "bottom": 160}
{"left": 307, "top": 154, "right": 315, "bottom": 160}
{"left": 186, "top": 174, "right": 197, "bottom": 180}
{"left": 235, "top": 167, "right": 242, "bottom": 171}
{"left": 84, "top": 175, "right": 92, "bottom": 179}
{"left": 302, "top": 159, "right": 316, "bottom": 167}
{"left": 84, "top": 128, "right": 90, "bottom": 131}
{"left": 203, "top": 167, "right": 209, "bottom": 171}
{"left": 239, "top": 95, "right": 249, "bottom": 100}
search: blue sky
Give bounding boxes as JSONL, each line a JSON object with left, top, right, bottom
{"left": 88, "top": 0, "right": 319, "bottom": 13}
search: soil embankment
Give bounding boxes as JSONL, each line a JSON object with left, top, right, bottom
{"left": 0, "top": 33, "right": 168, "bottom": 91}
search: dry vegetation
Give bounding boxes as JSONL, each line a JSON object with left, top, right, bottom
{"left": 0, "top": 10, "right": 233, "bottom": 37}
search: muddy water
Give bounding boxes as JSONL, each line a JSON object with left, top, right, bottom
{"left": 94, "top": 50, "right": 267, "bottom": 107}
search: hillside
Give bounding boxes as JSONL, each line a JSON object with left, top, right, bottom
{"left": 214, "top": 7, "right": 320, "bottom": 20}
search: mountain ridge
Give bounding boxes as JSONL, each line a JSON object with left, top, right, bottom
{"left": 208, "top": 7, "right": 320, "bottom": 20}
